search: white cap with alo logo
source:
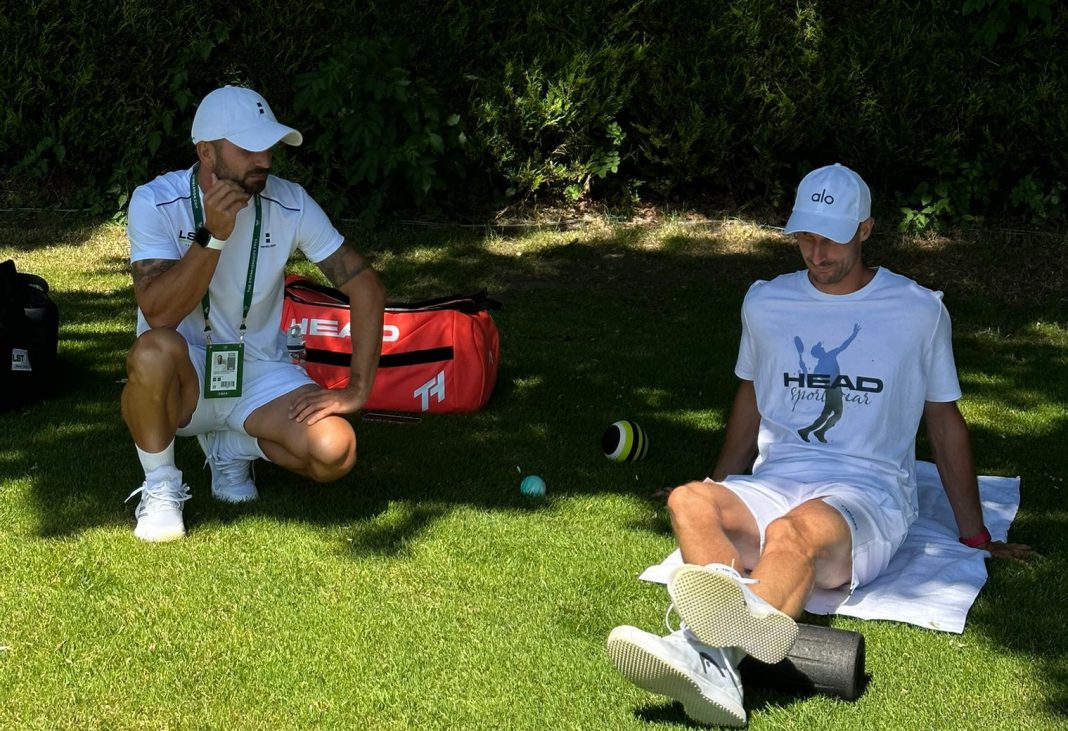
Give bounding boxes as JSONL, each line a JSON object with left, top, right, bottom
{"left": 783, "top": 163, "right": 871, "bottom": 244}
{"left": 191, "top": 86, "right": 303, "bottom": 151}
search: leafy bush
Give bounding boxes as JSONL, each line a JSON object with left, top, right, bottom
{"left": 472, "top": 49, "right": 639, "bottom": 203}
{"left": 292, "top": 37, "right": 466, "bottom": 220}
{"left": 2, "top": 0, "right": 1066, "bottom": 228}
{"left": 963, "top": 0, "right": 1055, "bottom": 46}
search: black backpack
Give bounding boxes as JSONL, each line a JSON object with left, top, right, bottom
{"left": 0, "top": 259, "right": 59, "bottom": 411}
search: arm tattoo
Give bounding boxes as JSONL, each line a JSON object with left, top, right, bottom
{"left": 132, "top": 258, "right": 178, "bottom": 294}
{"left": 318, "top": 242, "right": 369, "bottom": 289}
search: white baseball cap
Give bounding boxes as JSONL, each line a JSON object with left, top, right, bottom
{"left": 191, "top": 86, "right": 303, "bottom": 151}
{"left": 783, "top": 163, "right": 871, "bottom": 244}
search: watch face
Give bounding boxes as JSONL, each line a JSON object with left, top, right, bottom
{"left": 194, "top": 227, "right": 211, "bottom": 246}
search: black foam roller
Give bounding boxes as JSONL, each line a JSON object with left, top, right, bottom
{"left": 738, "top": 623, "right": 866, "bottom": 701}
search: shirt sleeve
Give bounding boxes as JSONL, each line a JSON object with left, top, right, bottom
{"left": 924, "top": 297, "right": 963, "bottom": 402}
{"left": 734, "top": 293, "right": 757, "bottom": 380}
{"left": 127, "top": 187, "right": 183, "bottom": 263}
{"left": 296, "top": 187, "right": 344, "bottom": 263}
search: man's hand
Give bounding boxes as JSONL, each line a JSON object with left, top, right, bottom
{"left": 203, "top": 173, "right": 250, "bottom": 240}
{"left": 981, "top": 539, "right": 1040, "bottom": 563}
{"left": 288, "top": 384, "right": 369, "bottom": 426}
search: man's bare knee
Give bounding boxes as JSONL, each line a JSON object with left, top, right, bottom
{"left": 305, "top": 419, "right": 356, "bottom": 482}
{"left": 764, "top": 515, "right": 816, "bottom": 561}
{"left": 667, "top": 481, "right": 723, "bottom": 524}
{"left": 764, "top": 509, "right": 852, "bottom": 588}
{"left": 671, "top": 477, "right": 745, "bottom": 516}
{"left": 126, "top": 329, "right": 187, "bottom": 376}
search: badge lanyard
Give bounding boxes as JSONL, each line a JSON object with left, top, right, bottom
{"left": 188, "top": 163, "right": 262, "bottom": 398}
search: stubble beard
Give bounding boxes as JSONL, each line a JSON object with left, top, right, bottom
{"left": 239, "top": 171, "right": 269, "bottom": 195}
{"left": 807, "top": 260, "right": 850, "bottom": 286}
{"left": 214, "top": 159, "right": 269, "bottom": 195}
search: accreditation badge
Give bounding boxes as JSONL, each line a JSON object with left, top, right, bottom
{"left": 204, "top": 342, "right": 244, "bottom": 399}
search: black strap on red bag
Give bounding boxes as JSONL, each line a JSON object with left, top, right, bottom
{"left": 283, "top": 278, "right": 500, "bottom": 369}
{"left": 285, "top": 278, "right": 501, "bottom": 314}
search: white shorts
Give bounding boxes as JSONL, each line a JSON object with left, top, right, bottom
{"left": 176, "top": 344, "right": 316, "bottom": 437}
{"left": 717, "top": 474, "right": 912, "bottom": 591}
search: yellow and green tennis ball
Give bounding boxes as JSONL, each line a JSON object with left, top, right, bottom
{"left": 602, "top": 419, "right": 649, "bottom": 462}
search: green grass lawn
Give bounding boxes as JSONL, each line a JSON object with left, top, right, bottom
{"left": 0, "top": 215, "right": 1065, "bottom": 729}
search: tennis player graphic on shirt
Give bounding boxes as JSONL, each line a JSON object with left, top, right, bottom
{"left": 797, "top": 322, "right": 860, "bottom": 443}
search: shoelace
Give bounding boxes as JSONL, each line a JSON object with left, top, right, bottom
{"left": 125, "top": 479, "right": 191, "bottom": 509}
{"left": 664, "top": 602, "right": 682, "bottom": 634}
{"left": 663, "top": 611, "right": 744, "bottom": 685}
{"left": 203, "top": 440, "right": 254, "bottom": 487}
{"left": 707, "top": 561, "right": 759, "bottom": 585}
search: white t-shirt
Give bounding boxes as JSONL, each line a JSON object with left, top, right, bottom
{"left": 128, "top": 166, "right": 343, "bottom": 361}
{"left": 735, "top": 267, "right": 962, "bottom": 520}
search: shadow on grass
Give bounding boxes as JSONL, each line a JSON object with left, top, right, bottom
{"left": 0, "top": 217, "right": 103, "bottom": 252}
{"left": 632, "top": 671, "right": 858, "bottom": 726}
{"left": 633, "top": 701, "right": 699, "bottom": 726}
{"left": 2, "top": 217, "right": 1066, "bottom": 719}
{"left": 633, "top": 681, "right": 837, "bottom": 728}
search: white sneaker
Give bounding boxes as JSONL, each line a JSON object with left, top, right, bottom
{"left": 126, "top": 475, "right": 190, "bottom": 542}
{"left": 607, "top": 626, "right": 746, "bottom": 727}
{"left": 668, "top": 563, "right": 798, "bottom": 665}
{"left": 197, "top": 432, "right": 258, "bottom": 503}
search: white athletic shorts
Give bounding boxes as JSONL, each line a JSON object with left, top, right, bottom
{"left": 716, "top": 473, "right": 912, "bottom": 591}
{"left": 175, "top": 344, "right": 316, "bottom": 437}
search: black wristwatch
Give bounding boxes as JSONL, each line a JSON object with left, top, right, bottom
{"left": 192, "top": 226, "right": 212, "bottom": 247}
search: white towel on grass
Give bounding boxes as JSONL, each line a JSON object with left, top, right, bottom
{"left": 638, "top": 461, "right": 1021, "bottom": 634}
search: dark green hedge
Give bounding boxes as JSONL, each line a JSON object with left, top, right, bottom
{"left": 2, "top": 0, "right": 1064, "bottom": 227}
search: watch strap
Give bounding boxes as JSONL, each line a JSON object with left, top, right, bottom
{"left": 193, "top": 226, "right": 212, "bottom": 247}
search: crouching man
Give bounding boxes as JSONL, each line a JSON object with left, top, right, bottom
{"left": 123, "top": 85, "right": 385, "bottom": 541}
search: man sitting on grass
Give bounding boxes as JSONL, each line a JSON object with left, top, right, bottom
{"left": 606, "top": 163, "right": 1035, "bottom": 727}
{"left": 123, "top": 85, "right": 385, "bottom": 542}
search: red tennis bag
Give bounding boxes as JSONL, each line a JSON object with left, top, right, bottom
{"left": 281, "top": 276, "right": 500, "bottom": 413}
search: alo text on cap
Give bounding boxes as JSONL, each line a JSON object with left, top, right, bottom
{"left": 783, "top": 163, "right": 871, "bottom": 244}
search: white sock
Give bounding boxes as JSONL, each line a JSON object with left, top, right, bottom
{"left": 218, "top": 430, "right": 267, "bottom": 462}
{"left": 137, "top": 439, "right": 176, "bottom": 475}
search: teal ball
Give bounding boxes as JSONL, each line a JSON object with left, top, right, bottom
{"left": 520, "top": 475, "right": 546, "bottom": 497}
{"left": 602, "top": 419, "right": 649, "bottom": 462}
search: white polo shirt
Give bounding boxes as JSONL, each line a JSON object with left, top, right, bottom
{"left": 128, "top": 166, "right": 343, "bottom": 361}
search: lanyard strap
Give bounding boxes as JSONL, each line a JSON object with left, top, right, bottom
{"left": 189, "top": 163, "right": 261, "bottom": 342}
